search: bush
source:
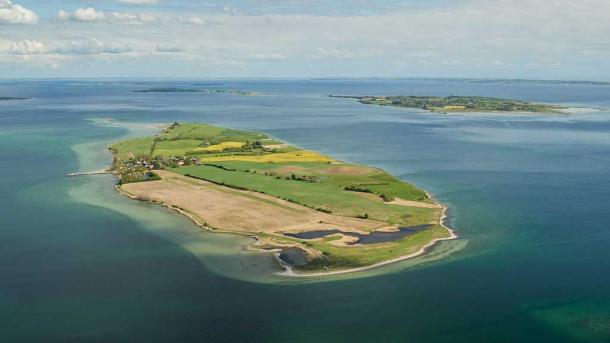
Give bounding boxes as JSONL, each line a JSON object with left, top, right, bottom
{"left": 344, "top": 185, "right": 372, "bottom": 193}
{"left": 380, "top": 193, "right": 395, "bottom": 202}
{"left": 146, "top": 172, "right": 161, "bottom": 181}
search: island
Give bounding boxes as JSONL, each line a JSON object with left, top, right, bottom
{"left": 0, "top": 97, "right": 30, "bottom": 101}
{"left": 109, "top": 123, "right": 455, "bottom": 275}
{"left": 134, "top": 88, "right": 256, "bottom": 95}
{"left": 431, "top": 78, "right": 610, "bottom": 86}
{"left": 331, "top": 95, "right": 563, "bottom": 113}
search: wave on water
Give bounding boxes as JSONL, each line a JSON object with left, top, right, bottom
{"left": 557, "top": 106, "right": 610, "bottom": 115}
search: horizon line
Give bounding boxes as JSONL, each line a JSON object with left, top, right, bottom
{"left": 1, "top": 76, "right": 609, "bottom": 83}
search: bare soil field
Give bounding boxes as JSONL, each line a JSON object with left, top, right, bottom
{"left": 121, "top": 170, "right": 388, "bottom": 235}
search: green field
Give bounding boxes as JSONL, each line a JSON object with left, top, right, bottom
{"left": 256, "top": 223, "right": 449, "bottom": 270}
{"left": 153, "top": 139, "right": 202, "bottom": 156}
{"left": 156, "top": 123, "right": 268, "bottom": 144}
{"left": 110, "top": 123, "right": 452, "bottom": 272}
{"left": 207, "top": 160, "right": 430, "bottom": 200}
{"left": 109, "top": 137, "right": 155, "bottom": 160}
{"left": 176, "top": 164, "right": 437, "bottom": 227}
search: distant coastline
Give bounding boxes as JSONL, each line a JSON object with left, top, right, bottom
{"left": 310, "top": 77, "right": 610, "bottom": 86}
{"left": 134, "top": 88, "right": 256, "bottom": 95}
{"left": 0, "top": 97, "right": 30, "bottom": 101}
{"left": 426, "top": 78, "right": 610, "bottom": 86}
{"left": 331, "top": 95, "right": 564, "bottom": 114}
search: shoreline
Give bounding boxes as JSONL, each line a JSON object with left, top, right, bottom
{"left": 115, "top": 184, "right": 263, "bottom": 243}
{"left": 277, "top": 197, "right": 457, "bottom": 277}
{"left": 330, "top": 95, "right": 565, "bottom": 115}
{"left": 115, "top": 178, "right": 458, "bottom": 278}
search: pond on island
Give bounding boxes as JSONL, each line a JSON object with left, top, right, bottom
{"left": 284, "top": 229, "right": 344, "bottom": 240}
{"left": 278, "top": 247, "right": 309, "bottom": 266}
{"left": 284, "top": 225, "right": 431, "bottom": 245}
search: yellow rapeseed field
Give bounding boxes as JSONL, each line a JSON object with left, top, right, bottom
{"left": 201, "top": 150, "right": 335, "bottom": 163}
{"left": 194, "top": 141, "right": 245, "bottom": 152}
{"left": 443, "top": 105, "right": 467, "bottom": 110}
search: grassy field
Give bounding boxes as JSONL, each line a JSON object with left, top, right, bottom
{"left": 109, "top": 137, "right": 154, "bottom": 160}
{"left": 156, "top": 123, "right": 268, "bottom": 144}
{"left": 176, "top": 164, "right": 437, "bottom": 226}
{"left": 257, "top": 223, "right": 449, "bottom": 270}
{"left": 199, "top": 150, "right": 334, "bottom": 163}
{"left": 187, "top": 160, "right": 430, "bottom": 201}
{"left": 110, "top": 123, "right": 453, "bottom": 273}
{"left": 153, "top": 139, "right": 202, "bottom": 156}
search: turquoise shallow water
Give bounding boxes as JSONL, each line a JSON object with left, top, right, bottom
{"left": 0, "top": 79, "right": 609, "bottom": 342}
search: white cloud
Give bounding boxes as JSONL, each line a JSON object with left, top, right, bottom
{"left": 57, "top": 9, "right": 70, "bottom": 21}
{"left": 73, "top": 7, "right": 106, "bottom": 22}
{"left": 54, "top": 38, "right": 133, "bottom": 55}
{"left": 0, "top": 37, "right": 134, "bottom": 56}
{"left": 252, "top": 53, "right": 287, "bottom": 60}
{"left": 0, "top": 38, "right": 46, "bottom": 54}
{"left": 117, "top": 0, "right": 159, "bottom": 4}
{"left": 178, "top": 16, "right": 205, "bottom": 25}
{"left": 109, "top": 11, "right": 155, "bottom": 24}
{"left": 5, "top": 0, "right": 610, "bottom": 78}
{"left": 0, "top": 0, "right": 38, "bottom": 24}
{"left": 58, "top": 7, "right": 156, "bottom": 25}
{"left": 223, "top": 5, "right": 238, "bottom": 14}
{"left": 312, "top": 48, "right": 355, "bottom": 60}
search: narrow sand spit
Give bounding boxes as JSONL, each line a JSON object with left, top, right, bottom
{"left": 386, "top": 197, "right": 442, "bottom": 209}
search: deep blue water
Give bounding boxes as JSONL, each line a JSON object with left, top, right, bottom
{"left": 1, "top": 79, "right": 609, "bottom": 342}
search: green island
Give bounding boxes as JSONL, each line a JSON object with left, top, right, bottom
{"left": 109, "top": 123, "right": 455, "bottom": 275}
{"left": 134, "top": 88, "right": 256, "bottom": 95}
{"left": 331, "top": 95, "right": 563, "bottom": 113}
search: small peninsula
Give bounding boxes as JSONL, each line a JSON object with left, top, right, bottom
{"left": 109, "top": 123, "right": 455, "bottom": 275}
{"left": 331, "top": 95, "right": 563, "bottom": 113}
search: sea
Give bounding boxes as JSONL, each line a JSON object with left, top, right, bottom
{"left": 1, "top": 79, "right": 609, "bottom": 342}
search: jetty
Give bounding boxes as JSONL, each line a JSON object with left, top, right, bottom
{"left": 66, "top": 170, "right": 109, "bottom": 177}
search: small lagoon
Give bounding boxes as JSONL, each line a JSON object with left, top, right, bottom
{"left": 284, "top": 225, "right": 431, "bottom": 245}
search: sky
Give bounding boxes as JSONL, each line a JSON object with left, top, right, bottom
{"left": 0, "top": 0, "right": 609, "bottom": 79}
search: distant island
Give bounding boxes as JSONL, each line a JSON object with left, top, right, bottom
{"left": 109, "top": 123, "right": 455, "bottom": 275}
{"left": 134, "top": 88, "right": 256, "bottom": 95}
{"left": 426, "top": 78, "right": 610, "bottom": 86}
{"left": 331, "top": 95, "right": 564, "bottom": 113}
{"left": 0, "top": 97, "right": 30, "bottom": 101}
